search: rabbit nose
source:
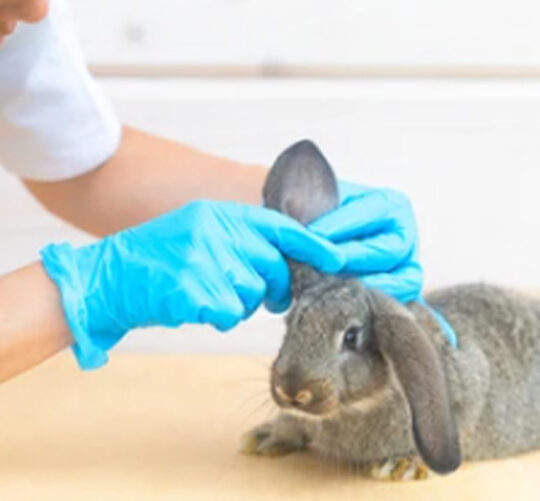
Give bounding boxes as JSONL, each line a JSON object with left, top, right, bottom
{"left": 294, "top": 389, "right": 314, "bottom": 406}
{"left": 275, "top": 385, "right": 313, "bottom": 407}
{"left": 271, "top": 367, "right": 317, "bottom": 408}
{"left": 271, "top": 365, "right": 339, "bottom": 415}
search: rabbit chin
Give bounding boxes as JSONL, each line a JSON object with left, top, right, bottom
{"left": 283, "top": 406, "right": 340, "bottom": 421}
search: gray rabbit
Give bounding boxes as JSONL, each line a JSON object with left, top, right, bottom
{"left": 240, "top": 140, "right": 540, "bottom": 480}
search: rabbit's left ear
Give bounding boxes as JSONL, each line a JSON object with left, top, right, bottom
{"left": 263, "top": 140, "right": 340, "bottom": 296}
{"left": 263, "top": 139, "right": 339, "bottom": 225}
{"left": 367, "top": 290, "right": 462, "bottom": 474}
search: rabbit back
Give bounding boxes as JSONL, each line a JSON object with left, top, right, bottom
{"left": 423, "top": 283, "right": 540, "bottom": 460}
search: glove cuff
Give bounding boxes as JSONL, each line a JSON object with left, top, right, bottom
{"left": 40, "top": 242, "right": 109, "bottom": 370}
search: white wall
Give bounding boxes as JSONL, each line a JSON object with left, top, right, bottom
{"left": 1, "top": 1, "right": 539, "bottom": 354}
{"left": 70, "top": 0, "right": 540, "bottom": 71}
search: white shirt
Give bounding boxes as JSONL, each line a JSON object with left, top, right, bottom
{"left": 0, "top": 0, "right": 120, "bottom": 181}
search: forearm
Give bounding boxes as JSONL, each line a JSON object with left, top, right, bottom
{"left": 0, "top": 262, "right": 72, "bottom": 382}
{"left": 7, "top": 126, "right": 265, "bottom": 378}
{"left": 23, "top": 126, "right": 268, "bottom": 236}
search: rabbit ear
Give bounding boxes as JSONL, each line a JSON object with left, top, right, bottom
{"left": 367, "top": 290, "right": 462, "bottom": 474}
{"left": 263, "top": 139, "right": 339, "bottom": 225}
{"left": 263, "top": 140, "right": 340, "bottom": 296}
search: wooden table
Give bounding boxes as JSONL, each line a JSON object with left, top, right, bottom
{"left": 0, "top": 353, "right": 538, "bottom": 500}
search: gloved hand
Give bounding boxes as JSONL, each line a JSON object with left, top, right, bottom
{"left": 309, "top": 181, "right": 422, "bottom": 303}
{"left": 41, "top": 200, "right": 344, "bottom": 370}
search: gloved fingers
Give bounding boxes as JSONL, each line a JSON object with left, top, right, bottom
{"left": 170, "top": 259, "right": 247, "bottom": 332}
{"left": 247, "top": 206, "right": 344, "bottom": 273}
{"left": 361, "top": 261, "right": 423, "bottom": 303}
{"left": 222, "top": 260, "right": 267, "bottom": 319}
{"left": 337, "top": 180, "right": 371, "bottom": 203}
{"left": 264, "top": 294, "right": 291, "bottom": 314}
{"left": 336, "top": 231, "right": 416, "bottom": 274}
{"left": 199, "top": 299, "right": 245, "bottom": 332}
{"left": 155, "top": 266, "right": 242, "bottom": 331}
{"left": 198, "top": 285, "right": 246, "bottom": 332}
{"left": 308, "top": 189, "right": 395, "bottom": 241}
{"left": 245, "top": 240, "right": 292, "bottom": 313}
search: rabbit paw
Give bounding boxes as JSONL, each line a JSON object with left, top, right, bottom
{"left": 240, "top": 422, "right": 307, "bottom": 457}
{"left": 368, "top": 456, "right": 433, "bottom": 481}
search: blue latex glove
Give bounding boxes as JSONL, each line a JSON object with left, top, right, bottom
{"left": 309, "top": 181, "right": 422, "bottom": 303}
{"left": 41, "top": 201, "right": 344, "bottom": 370}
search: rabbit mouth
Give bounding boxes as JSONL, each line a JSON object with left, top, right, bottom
{"left": 271, "top": 387, "right": 341, "bottom": 417}
{"left": 296, "top": 396, "right": 341, "bottom": 417}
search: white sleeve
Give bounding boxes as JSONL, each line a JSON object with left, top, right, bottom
{"left": 0, "top": 0, "right": 121, "bottom": 181}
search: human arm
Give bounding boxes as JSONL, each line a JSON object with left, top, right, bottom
{"left": 24, "top": 126, "right": 267, "bottom": 236}
{"left": 0, "top": 262, "right": 72, "bottom": 382}
{"left": 0, "top": 201, "right": 343, "bottom": 379}
{"left": 39, "top": 201, "right": 345, "bottom": 369}
{"left": 25, "top": 134, "right": 422, "bottom": 303}
{"left": 25, "top": 128, "right": 422, "bottom": 305}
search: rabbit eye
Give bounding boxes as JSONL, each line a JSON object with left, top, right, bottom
{"left": 343, "top": 326, "right": 361, "bottom": 351}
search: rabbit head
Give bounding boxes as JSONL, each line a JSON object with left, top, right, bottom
{"left": 263, "top": 140, "right": 461, "bottom": 474}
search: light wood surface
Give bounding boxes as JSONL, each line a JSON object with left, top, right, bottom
{"left": 0, "top": 353, "right": 539, "bottom": 500}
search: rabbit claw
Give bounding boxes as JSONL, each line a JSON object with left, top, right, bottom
{"left": 368, "top": 456, "right": 433, "bottom": 481}
{"left": 240, "top": 422, "right": 307, "bottom": 457}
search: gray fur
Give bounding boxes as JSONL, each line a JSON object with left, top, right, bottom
{"left": 263, "top": 139, "right": 339, "bottom": 225}
{"left": 245, "top": 140, "right": 540, "bottom": 476}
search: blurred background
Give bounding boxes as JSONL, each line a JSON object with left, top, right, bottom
{"left": 1, "top": 0, "right": 539, "bottom": 355}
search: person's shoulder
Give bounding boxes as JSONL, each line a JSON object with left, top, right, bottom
{"left": 0, "top": 0, "right": 121, "bottom": 181}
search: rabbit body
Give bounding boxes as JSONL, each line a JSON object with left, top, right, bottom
{"left": 425, "top": 283, "right": 540, "bottom": 460}
{"left": 252, "top": 283, "right": 540, "bottom": 469}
